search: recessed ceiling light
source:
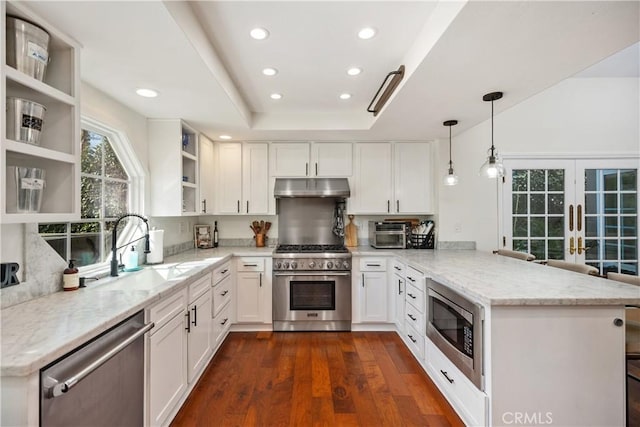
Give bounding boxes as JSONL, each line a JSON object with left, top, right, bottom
{"left": 347, "top": 67, "right": 362, "bottom": 76}
{"left": 136, "top": 88, "right": 158, "bottom": 98}
{"left": 219, "top": 135, "right": 232, "bottom": 140}
{"left": 339, "top": 93, "right": 352, "bottom": 100}
{"left": 270, "top": 93, "right": 283, "bottom": 100}
{"left": 358, "top": 27, "right": 376, "bottom": 40}
{"left": 262, "top": 67, "right": 278, "bottom": 76}
{"left": 250, "top": 28, "right": 269, "bottom": 40}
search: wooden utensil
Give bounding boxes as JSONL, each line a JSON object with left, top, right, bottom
{"left": 345, "top": 215, "right": 358, "bottom": 247}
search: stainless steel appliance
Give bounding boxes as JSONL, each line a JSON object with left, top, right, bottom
{"left": 40, "top": 311, "right": 154, "bottom": 426}
{"left": 273, "top": 245, "right": 351, "bottom": 331}
{"left": 273, "top": 177, "right": 352, "bottom": 331}
{"left": 369, "top": 221, "right": 411, "bottom": 249}
{"left": 426, "top": 279, "right": 484, "bottom": 390}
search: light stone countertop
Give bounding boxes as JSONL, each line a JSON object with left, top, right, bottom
{"left": 350, "top": 246, "right": 640, "bottom": 307}
{"left": 0, "top": 247, "right": 274, "bottom": 377}
{"left": 3, "top": 245, "right": 639, "bottom": 377}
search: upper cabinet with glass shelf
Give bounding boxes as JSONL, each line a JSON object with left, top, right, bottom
{"left": 148, "top": 119, "right": 201, "bottom": 216}
{"left": 1, "top": 1, "right": 81, "bottom": 224}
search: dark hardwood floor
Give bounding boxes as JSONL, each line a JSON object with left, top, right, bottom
{"left": 171, "top": 331, "right": 464, "bottom": 427}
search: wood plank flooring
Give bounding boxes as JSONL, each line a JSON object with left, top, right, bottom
{"left": 171, "top": 332, "right": 463, "bottom": 427}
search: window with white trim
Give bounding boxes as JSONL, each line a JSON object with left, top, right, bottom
{"left": 39, "top": 119, "right": 145, "bottom": 268}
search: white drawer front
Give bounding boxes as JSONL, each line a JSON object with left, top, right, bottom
{"left": 212, "top": 275, "right": 232, "bottom": 317}
{"left": 236, "top": 257, "right": 265, "bottom": 272}
{"left": 405, "top": 282, "right": 425, "bottom": 313}
{"left": 213, "top": 261, "right": 231, "bottom": 285}
{"left": 391, "top": 259, "right": 406, "bottom": 276}
{"left": 189, "top": 273, "right": 212, "bottom": 302}
{"left": 404, "top": 322, "right": 425, "bottom": 360}
{"left": 359, "top": 258, "right": 387, "bottom": 271}
{"left": 405, "top": 302, "right": 425, "bottom": 335}
{"left": 147, "top": 288, "right": 187, "bottom": 332}
{"left": 426, "top": 340, "right": 487, "bottom": 427}
{"left": 212, "top": 302, "right": 232, "bottom": 345}
{"left": 405, "top": 266, "right": 423, "bottom": 288}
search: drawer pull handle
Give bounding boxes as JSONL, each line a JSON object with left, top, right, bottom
{"left": 221, "top": 290, "right": 229, "bottom": 296}
{"left": 221, "top": 318, "right": 229, "bottom": 325}
{"left": 394, "top": 266, "right": 401, "bottom": 271}
{"left": 407, "top": 277, "right": 415, "bottom": 282}
{"left": 407, "top": 293, "right": 416, "bottom": 299}
{"left": 185, "top": 311, "right": 191, "bottom": 333}
{"left": 221, "top": 269, "right": 228, "bottom": 274}
{"left": 440, "top": 370, "right": 454, "bottom": 384}
{"left": 408, "top": 334, "right": 417, "bottom": 343}
{"left": 244, "top": 264, "right": 258, "bottom": 267}
{"left": 366, "top": 263, "right": 381, "bottom": 267}
{"left": 408, "top": 314, "right": 416, "bottom": 321}
{"left": 192, "top": 305, "right": 197, "bottom": 326}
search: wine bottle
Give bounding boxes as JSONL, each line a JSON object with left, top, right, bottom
{"left": 213, "top": 221, "right": 219, "bottom": 248}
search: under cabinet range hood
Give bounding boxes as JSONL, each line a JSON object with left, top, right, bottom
{"left": 274, "top": 178, "right": 350, "bottom": 198}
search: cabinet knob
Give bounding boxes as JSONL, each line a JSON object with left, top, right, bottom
{"left": 613, "top": 318, "right": 624, "bottom": 327}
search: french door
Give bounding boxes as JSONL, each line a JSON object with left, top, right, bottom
{"left": 502, "top": 158, "right": 638, "bottom": 275}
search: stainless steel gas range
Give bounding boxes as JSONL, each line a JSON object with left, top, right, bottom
{"left": 272, "top": 244, "right": 352, "bottom": 331}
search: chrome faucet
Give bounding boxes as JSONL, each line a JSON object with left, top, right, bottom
{"left": 110, "top": 213, "right": 151, "bottom": 277}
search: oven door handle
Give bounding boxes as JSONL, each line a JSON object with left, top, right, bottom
{"left": 273, "top": 272, "right": 351, "bottom": 277}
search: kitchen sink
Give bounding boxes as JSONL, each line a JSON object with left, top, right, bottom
{"left": 85, "top": 264, "right": 195, "bottom": 292}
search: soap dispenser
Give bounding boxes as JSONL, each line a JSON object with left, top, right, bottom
{"left": 63, "top": 259, "right": 79, "bottom": 291}
{"left": 125, "top": 246, "right": 138, "bottom": 270}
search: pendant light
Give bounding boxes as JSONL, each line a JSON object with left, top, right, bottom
{"left": 479, "top": 91, "right": 505, "bottom": 178}
{"left": 443, "top": 120, "right": 459, "bottom": 186}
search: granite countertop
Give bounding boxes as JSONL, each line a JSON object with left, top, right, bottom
{"left": 351, "top": 246, "right": 640, "bottom": 307}
{"left": 0, "top": 247, "right": 273, "bottom": 377}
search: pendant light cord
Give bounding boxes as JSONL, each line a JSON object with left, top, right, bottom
{"left": 490, "top": 99, "right": 495, "bottom": 157}
{"left": 448, "top": 125, "right": 453, "bottom": 169}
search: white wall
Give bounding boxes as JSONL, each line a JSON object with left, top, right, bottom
{"left": 437, "top": 77, "right": 640, "bottom": 251}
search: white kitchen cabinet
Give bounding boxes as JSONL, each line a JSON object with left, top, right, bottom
{"left": 235, "top": 257, "right": 272, "bottom": 324}
{"left": 148, "top": 119, "right": 200, "bottom": 216}
{"left": 355, "top": 258, "right": 389, "bottom": 323}
{"left": 391, "top": 259, "right": 406, "bottom": 332}
{"left": 147, "top": 289, "right": 188, "bottom": 427}
{"left": 198, "top": 135, "right": 215, "bottom": 214}
{"left": 351, "top": 142, "right": 433, "bottom": 215}
{"left": 216, "top": 142, "right": 269, "bottom": 214}
{"left": 352, "top": 143, "right": 393, "bottom": 213}
{"left": 186, "top": 275, "right": 212, "bottom": 382}
{"left": 270, "top": 142, "right": 352, "bottom": 177}
{"left": 211, "top": 261, "right": 232, "bottom": 348}
{"left": 1, "top": 1, "right": 81, "bottom": 223}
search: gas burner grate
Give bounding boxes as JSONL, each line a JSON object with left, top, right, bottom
{"left": 275, "top": 244, "right": 349, "bottom": 254}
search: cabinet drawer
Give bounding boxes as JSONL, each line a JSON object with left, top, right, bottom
{"left": 189, "top": 273, "right": 212, "bottom": 302}
{"left": 405, "top": 266, "right": 423, "bottom": 287}
{"left": 405, "top": 282, "right": 425, "bottom": 313}
{"left": 404, "top": 322, "right": 425, "bottom": 360}
{"left": 212, "top": 302, "right": 232, "bottom": 345}
{"left": 359, "top": 258, "right": 387, "bottom": 271}
{"left": 213, "top": 261, "right": 231, "bottom": 285}
{"left": 405, "top": 303, "right": 425, "bottom": 335}
{"left": 147, "top": 288, "right": 187, "bottom": 332}
{"left": 237, "top": 257, "right": 265, "bottom": 272}
{"left": 212, "top": 275, "right": 232, "bottom": 317}
{"left": 426, "top": 340, "right": 487, "bottom": 426}
{"left": 391, "top": 259, "right": 406, "bottom": 277}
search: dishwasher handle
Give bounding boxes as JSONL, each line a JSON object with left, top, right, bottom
{"left": 47, "top": 321, "right": 154, "bottom": 398}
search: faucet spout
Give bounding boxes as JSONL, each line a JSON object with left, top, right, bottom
{"left": 110, "top": 213, "right": 150, "bottom": 277}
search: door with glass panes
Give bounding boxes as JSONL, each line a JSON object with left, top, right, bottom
{"left": 502, "top": 159, "right": 638, "bottom": 276}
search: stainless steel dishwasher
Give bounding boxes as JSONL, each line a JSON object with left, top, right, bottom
{"left": 40, "top": 311, "right": 154, "bottom": 426}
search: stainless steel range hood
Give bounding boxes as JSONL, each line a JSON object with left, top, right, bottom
{"left": 274, "top": 178, "right": 350, "bottom": 198}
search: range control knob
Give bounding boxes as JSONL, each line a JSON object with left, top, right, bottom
{"left": 342, "top": 261, "right": 350, "bottom": 269}
{"left": 283, "top": 262, "right": 290, "bottom": 269}
{"left": 308, "top": 261, "right": 316, "bottom": 269}
{"left": 326, "top": 261, "right": 334, "bottom": 269}
{"left": 275, "top": 262, "right": 282, "bottom": 269}
{"left": 291, "top": 261, "right": 298, "bottom": 269}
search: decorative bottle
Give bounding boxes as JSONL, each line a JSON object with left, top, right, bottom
{"left": 213, "top": 221, "right": 219, "bottom": 248}
{"left": 63, "top": 259, "right": 79, "bottom": 291}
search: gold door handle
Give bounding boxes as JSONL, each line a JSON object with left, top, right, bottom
{"left": 569, "top": 237, "right": 575, "bottom": 255}
{"left": 577, "top": 237, "right": 590, "bottom": 255}
{"left": 569, "top": 205, "right": 574, "bottom": 232}
{"left": 577, "top": 204, "right": 583, "bottom": 232}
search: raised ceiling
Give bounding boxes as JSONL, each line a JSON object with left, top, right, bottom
{"left": 26, "top": 1, "right": 640, "bottom": 141}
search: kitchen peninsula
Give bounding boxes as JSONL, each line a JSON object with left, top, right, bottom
{"left": 2, "top": 248, "right": 637, "bottom": 426}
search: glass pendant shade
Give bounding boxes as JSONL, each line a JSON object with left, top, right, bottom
{"left": 443, "top": 119, "right": 459, "bottom": 186}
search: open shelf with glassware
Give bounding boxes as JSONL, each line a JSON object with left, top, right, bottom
{"left": 1, "top": 1, "right": 81, "bottom": 224}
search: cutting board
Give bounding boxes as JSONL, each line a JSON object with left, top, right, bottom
{"left": 345, "top": 215, "right": 358, "bottom": 247}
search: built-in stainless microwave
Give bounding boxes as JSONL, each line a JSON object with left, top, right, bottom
{"left": 426, "top": 278, "right": 484, "bottom": 390}
{"left": 368, "top": 221, "right": 411, "bottom": 249}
